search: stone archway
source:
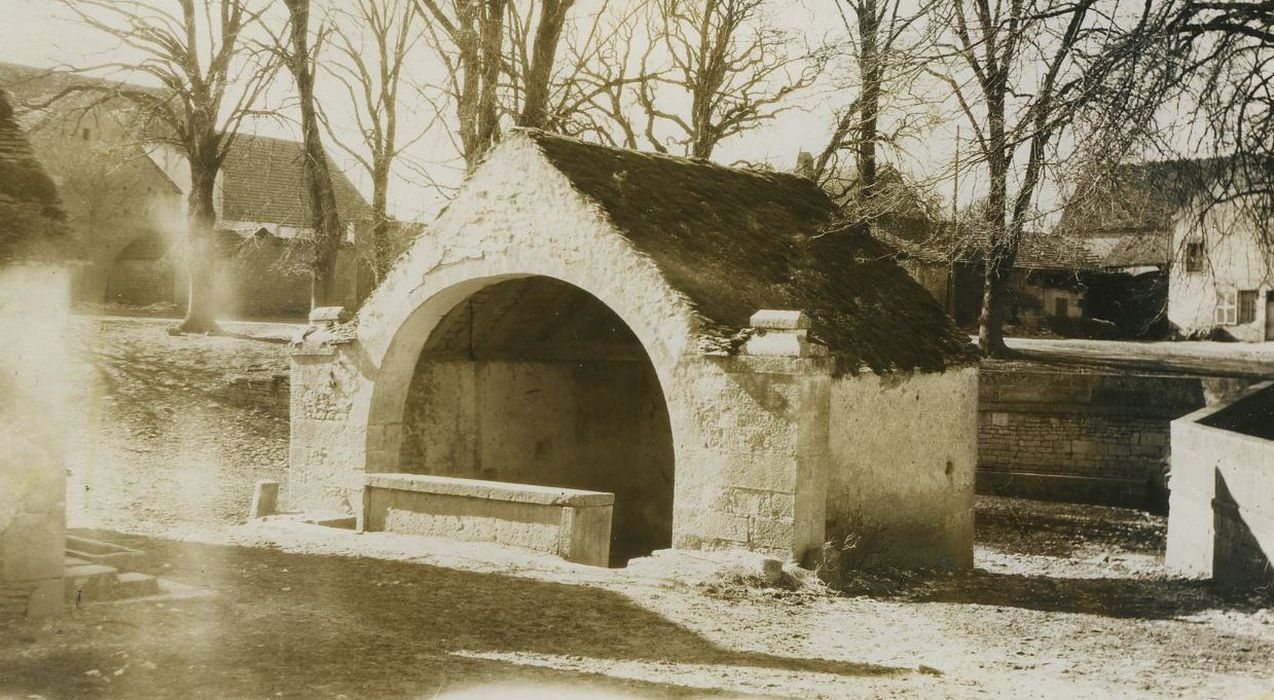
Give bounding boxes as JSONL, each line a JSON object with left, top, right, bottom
{"left": 104, "top": 231, "right": 175, "bottom": 306}
{"left": 365, "top": 275, "right": 678, "bottom": 564}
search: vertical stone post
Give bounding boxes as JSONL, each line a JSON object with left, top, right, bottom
{"left": 288, "top": 306, "right": 368, "bottom": 518}
{"left": 670, "top": 310, "right": 833, "bottom": 563}
{"left": 0, "top": 264, "right": 71, "bottom": 619}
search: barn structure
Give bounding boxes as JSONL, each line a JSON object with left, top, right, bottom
{"left": 288, "top": 129, "right": 978, "bottom": 568}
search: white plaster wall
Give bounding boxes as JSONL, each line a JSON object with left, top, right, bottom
{"left": 0, "top": 264, "right": 70, "bottom": 618}
{"left": 1166, "top": 385, "right": 1274, "bottom": 581}
{"left": 1168, "top": 200, "right": 1274, "bottom": 340}
{"left": 827, "top": 367, "right": 978, "bottom": 569}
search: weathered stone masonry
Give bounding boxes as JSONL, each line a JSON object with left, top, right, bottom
{"left": 288, "top": 129, "right": 978, "bottom": 568}
{"left": 978, "top": 368, "right": 1210, "bottom": 508}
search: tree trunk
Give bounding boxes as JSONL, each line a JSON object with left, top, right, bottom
{"left": 286, "top": 0, "right": 345, "bottom": 309}
{"left": 976, "top": 75, "right": 1011, "bottom": 357}
{"left": 178, "top": 163, "right": 221, "bottom": 333}
{"left": 371, "top": 159, "right": 393, "bottom": 277}
{"left": 856, "top": 0, "right": 880, "bottom": 203}
{"left": 517, "top": 0, "right": 573, "bottom": 129}
{"left": 977, "top": 257, "right": 1009, "bottom": 356}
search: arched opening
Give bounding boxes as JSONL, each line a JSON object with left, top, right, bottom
{"left": 396, "top": 276, "right": 676, "bottom": 565}
{"left": 105, "top": 231, "right": 175, "bottom": 306}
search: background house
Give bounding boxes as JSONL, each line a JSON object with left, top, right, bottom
{"left": 1063, "top": 157, "right": 1272, "bottom": 342}
{"left": 884, "top": 223, "right": 1123, "bottom": 335}
{"left": 0, "top": 62, "right": 376, "bottom": 320}
{"left": 1169, "top": 194, "right": 1274, "bottom": 341}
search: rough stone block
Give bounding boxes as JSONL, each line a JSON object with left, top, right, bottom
{"left": 250, "top": 481, "right": 280, "bottom": 518}
{"left": 2, "top": 513, "right": 65, "bottom": 582}
{"left": 749, "top": 516, "right": 796, "bottom": 550}
{"left": 749, "top": 310, "right": 812, "bottom": 330}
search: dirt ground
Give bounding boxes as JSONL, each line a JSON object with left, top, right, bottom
{"left": 63, "top": 316, "right": 295, "bottom": 536}
{"left": 2, "top": 316, "right": 1271, "bottom": 699}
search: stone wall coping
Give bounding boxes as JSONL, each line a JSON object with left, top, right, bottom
{"left": 749, "top": 309, "right": 811, "bottom": 330}
{"left": 310, "top": 306, "right": 349, "bottom": 324}
{"left": 364, "top": 473, "right": 616, "bottom": 507}
{"left": 1174, "top": 380, "right": 1274, "bottom": 436}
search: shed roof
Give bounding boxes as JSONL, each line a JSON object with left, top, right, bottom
{"left": 515, "top": 129, "right": 973, "bottom": 373}
{"left": 0, "top": 88, "right": 65, "bottom": 262}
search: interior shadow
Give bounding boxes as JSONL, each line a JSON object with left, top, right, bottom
{"left": 850, "top": 567, "right": 1270, "bottom": 619}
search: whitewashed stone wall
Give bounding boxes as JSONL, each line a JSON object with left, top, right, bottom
{"left": 828, "top": 367, "right": 978, "bottom": 569}
{"left": 289, "top": 132, "right": 976, "bottom": 565}
{"left": 1168, "top": 198, "right": 1274, "bottom": 341}
{"left": 1, "top": 264, "right": 70, "bottom": 618}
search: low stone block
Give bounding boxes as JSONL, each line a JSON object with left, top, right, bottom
{"left": 250, "top": 481, "right": 280, "bottom": 518}
{"left": 25, "top": 579, "right": 63, "bottom": 619}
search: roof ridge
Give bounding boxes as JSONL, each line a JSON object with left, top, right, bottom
{"left": 511, "top": 127, "right": 817, "bottom": 188}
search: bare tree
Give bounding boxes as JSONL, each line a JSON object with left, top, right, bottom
{"left": 414, "top": 0, "right": 510, "bottom": 170}
{"left": 260, "top": 0, "right": 347, "bottom": 309}
{"left": 48, "top": 0, "right": 276, "bottom": 332}
{"left": 507, "top": 0, "right": 577, "bottom": 128}
{"left": 931, "top": 0, "right": 1161, "bottom": 356}
{"left": 625, "top": 0, "right": 828, "bottom": 159}
{"left": 501, "top": 0, "right": 666, "bottom": 146}
{"left": 323, "top": 0, "right": 422, "bottom": 278}
{"left": 1159, "top": 0, "right": 1274, "bottom": 250}
{"left": 813, "top": 0, "right": 940, "bottom": 208}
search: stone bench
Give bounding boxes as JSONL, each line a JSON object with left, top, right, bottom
{"left": 363, "top": 473, "right": 614, "bottom": 566}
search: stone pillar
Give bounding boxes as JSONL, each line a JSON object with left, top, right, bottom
{"left": 0, "top": 264, "right": 70, "bottom": 619}
{"left": 670, "top": 310, "right": 833, "bottom": 562}
{"left": 288, "top": 306, "right": 368, "bottom": 518}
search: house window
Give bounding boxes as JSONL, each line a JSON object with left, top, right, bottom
{"left": 1215, "top": 290, "right": 1238, "bottom": 325}
{"left": 1185, "top": 242, "right": 1204, "bottom": 272}
{"left": 82, "top": 127, "right": 91, "bottom": 141}
{"left": 1054, "top": 297, "right": 1069, "bottom": 318}
{"left": 1238, "top": 290, "right": 1258, "bottom": 324}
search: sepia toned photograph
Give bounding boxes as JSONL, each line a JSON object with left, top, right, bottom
{"left": 0, "top": 0, "right": 1271, "bottom": 697}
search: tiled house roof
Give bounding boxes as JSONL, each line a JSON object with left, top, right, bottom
{"left": 220, "top": 133, "right": 370, "bottom": 227}
{"left": 1098, "top": 234, "right": 1170, "bottom": 270}
{"left": 0, "top": 63, "right": 371, "bottom": 229}
{"left": 1059, "top": 159, "right": 1221, "bottom": 236}
{"left": 880, "top": 225, "right": 1099, "bottom": 272}
{"left": 0, "top": 88, "right": 65, "bottom": 262}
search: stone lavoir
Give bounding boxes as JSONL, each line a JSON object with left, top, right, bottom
{"left": 287, "top": 129, "right": 979, "bottom": 568}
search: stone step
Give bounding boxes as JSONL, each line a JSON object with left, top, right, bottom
{"left": 64, "top": 564, "right": 119, "bottom": 604}
{"left": 65, "top": 535, "right": 148, "bottom": 571}
{"left": 109, "top": 572, "right": 160, "bottom": 600}
{"left": 65, "top": 556, "right": 91, "bottom": 567}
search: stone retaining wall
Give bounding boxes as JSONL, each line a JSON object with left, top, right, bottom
{"left": 217, "top": 371, "right": 290, "bottom": 419}
{"left": 1167, "top": 382, "right": 1274, "bottom": 586}
{"left": 978, "top": 368, "right": 1214, "bottom": 509}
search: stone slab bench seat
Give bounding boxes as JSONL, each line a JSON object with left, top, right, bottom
{"left": 363, "top": 473, "right": 614, "bottom": 566}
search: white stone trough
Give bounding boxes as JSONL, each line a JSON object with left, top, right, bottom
{"left": 362, "top": 474, "right": 615, "bottom": 566}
